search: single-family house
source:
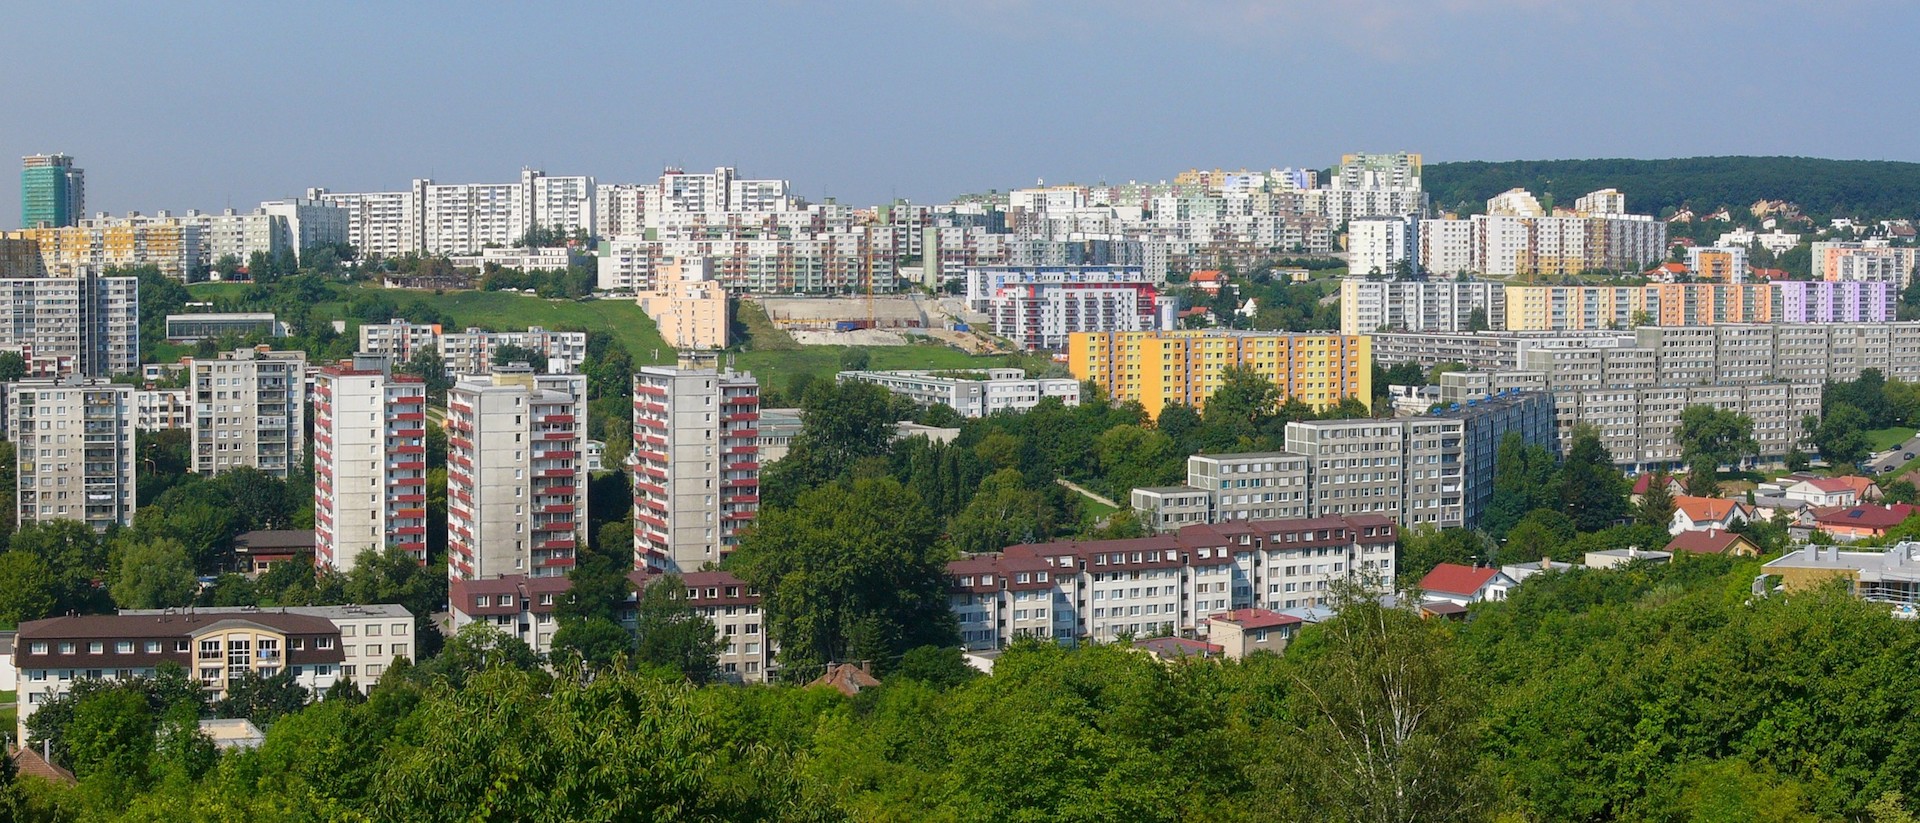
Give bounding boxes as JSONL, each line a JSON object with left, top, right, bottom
{"left": 1801, "top": 504, "right": 1920, "bottom": 543}
{"left": 1188, "top": 270, "right": 1226, "bottom": 295}
{"left": 1670, "top": 496, "right": 1752, "bottom": 535}
{"left": 1665, "top": 529, "right": 1761, "bottom": 557}
{"left": 1782, "top": 476, "right": 1870, "bottom": 508}
{"left": 1417, "top": 563, "right": 1517, "bottom": 606}
{"left": 1585, "top": 548, "right": 1672, "bottom": 569}
{"left": 1133, "top": 636, "right": 1224, "bottom": 663}
{"left": 1206, "top": 608, "right": 1304, "bottom": 659}
{"left": 1630, "top": 474, "right": 1686, "bottom": 505}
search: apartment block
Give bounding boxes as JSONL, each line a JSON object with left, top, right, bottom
{"left": 314, "top": 355, "right": 429, "bottom": 570}
{"left": 838, "top": 368, "right": 1080, "bottom": 418}
{"left": 963, "top": 266, "right": 1171, "bottom": 351}
{"left": 9, "top": 379, "right": 135, "bottom": 530}
{"left": 1068, "top": 330, "right": 1370, "bottom": 418}
{"left": 1131, "top": 392, "right": 1555, "bottom": 531}
{"left": 309, "top": 169, "right": 595, "bottom": 258}
{"left": 1417, "top": 207, "right": 1665, "bottom": 277}
{"left": 637, "top": 258, "right": 730, "bottom": 350}
{"left": 949, "top": 515, "right": 1398, "bottom": 649}
{"left": 189, "top": 348, "right": 306, "bottom": 478}
{"left": 0, "top": 270, "right": 139, "bottom": 378}
{"left": 446, "top": 368, "right": 588, "bottom": 580}
{"left": 20, "top": 154, "right": 84, "bottom": 229}
{"left": 1687, "top": 245, "right": 1749, "bottom": 282}
{"left": 1346, "top": 215, "right": 1419, "bottom": 277}
{"left": 1338, "top": 278, "right": 1505, "bottom": 334}
{"left": 356, "top": 319, "right": 442, "bottom": 364}
{"left": 631, "top": 364, "right": 760, "bottom": 572}
{"left": 16, "top": 604, "right": 413, "bottom": 740}
{"left": 447, "top": 569, "right": 773, "bottom": 682}
{"left": 1813, "top": 242, "right": 1918, "bottom": 283}
{"left": 438, "top": 326, "right": 589, "bottom": 376}
{"left": 12, "top": 220, "right": 203, "bottom": 280}
{"left": 134, "top": 388, "right": 190, "bottom": 431}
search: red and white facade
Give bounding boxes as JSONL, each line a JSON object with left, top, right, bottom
{"left": 446, "top": 367, "right": 587, "bottom": 581}
{"left": 964, "top": 266, "right": 1173, "bottom": 351}
{"left": 632, "top": 364, "right": 760, "bottom": 573}
{"left": 314, "top": 356, "right": 429, "bottom": 570}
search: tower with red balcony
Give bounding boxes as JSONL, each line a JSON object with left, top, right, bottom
{"left": 446, "top": 364, "right": 588, "bottom": 581}
{"left": 632, "top": 360, "right": 760, "bottom": 573}
{"left": 314, "top": 355, "right": 429, "bottom": 570}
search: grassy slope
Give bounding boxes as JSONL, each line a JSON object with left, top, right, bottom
{"left": 184, "top": 282, "right": 1051, "bottom": 384}
{"left": 1867, "top": 427, "right": 1917, "bottom": 453}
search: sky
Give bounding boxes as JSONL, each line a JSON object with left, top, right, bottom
{"left": 4, "top": 0, "right": 1919, "bottom": 227}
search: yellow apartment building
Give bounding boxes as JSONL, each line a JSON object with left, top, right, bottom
{"left": 1067, "top": 330, "right": 1370, "bottom": 418}
{"left": 1504, "top": 284, "right": 1777, "bottom": 330}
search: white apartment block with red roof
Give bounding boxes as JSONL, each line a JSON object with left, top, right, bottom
{"left": 948, "top": 515, "right": 1397, "bottom": 650}
{"left": 446, "top": 366, "right": 587, "bottom": 581}
{"left": 631, "top": 362, "right": 760, "bottom": 573}
{"left": 313, "top": 355, "right": 429, "bottom": 570}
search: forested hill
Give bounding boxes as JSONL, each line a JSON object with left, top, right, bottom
{"left": 1424, "top": 156, "right": 1920, "bottom": 220}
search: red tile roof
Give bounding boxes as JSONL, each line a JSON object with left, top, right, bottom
{"left": 1665, "top": 529, "right": 1753, "bottom": 555}
{"left": 1632, "top": 474, "right": 1683, "bottom": 495}
{"left": 1208, "top": 608, "right": 1302, "bottom": 631}
{"left": 1189, "top": 270, "right": 1224, "bottom": 283}
{"left": 1811, "top": 504, "right": 1920, "bottom": 530}
{"left": 1418, "top": 563, "right": 1500, "bottom": 597}
{"left": 810, "top": 663, "right": 881, "bottom": 697}
{"left": 1675, "top": 496, "right": 1745, "bottom": 523}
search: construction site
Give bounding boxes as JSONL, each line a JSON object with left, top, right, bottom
{"left": 753, "top": 294, "right": 1005, "bottom": 353}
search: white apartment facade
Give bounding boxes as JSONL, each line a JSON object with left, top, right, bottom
{"left": 631, "top": 364, "right": 761, "bottom": 573}
{"left": 314, "top": 355, "right": 430, "bottom": 570}
{"left": 0, "top": 272, "right": 139, "bottom": 378}
{"left": 9, "top": 379, "right": 135, "bottom": 530}
{"left": 446, "top": 368, "right": 588, "bottom": 581}
{"left": 438, "top": 327, "right": 589, "bottom": 376}
{"left": 309, "top": 169, "right": 596, "bottom": 258}
{"left": 949, "top": 515, "right": 1399, "bottom": 650}
{"left": 1338, "top": 278, "right": 1505, "bottom": 334}
{"left": 188, "top": 348, "right": 307, "bottom": 478}
{"left": 837, "top": 368, "right": 1080, "bottom": 418}
{"left": 1346, "top": 215, "right": 1418, "bottom": 276}
{"left": 134, "top": 388, "right": 190, "bottom": 431}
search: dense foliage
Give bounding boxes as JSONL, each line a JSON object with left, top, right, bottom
{"left": 1426, "top": 156, "right": 1920, "bottom": 220}
{"left": 6, "top": 558, "right": 1920, "bottom": 821}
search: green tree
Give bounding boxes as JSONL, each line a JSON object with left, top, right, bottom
{"left": 1675, "top": 404, "right": 1758, "bottom": 472}
{"left": 11, "top": 519, "right": 110, "bottom": 613}
{"left": 108, "top": 535, "right": 198, "bottom": 610}
{"left": 0, "top": 351, "right": 24, "bottom": 382}
{"left": 1397, "top": 526, "right": 1486, "bottom": 581}
{"left": 412, "top": 622, "right": 543, "bottom": 688}
{"left": 1557, "top": 426, "right": 1629, "bottom": 532}
{"left": 1093, "top": 424, "right": 1181, "bottom": 500}
{"left": 551, "top": 618, "right": 634, "bottom": 670}
{"left": 490, "top": 342, "right": 547, "bottom": 373}
{"left": 762, "top": 380, "right": 908, "bottom": 508}
{"left": 215, "top": 669, "right": 310, "bottom": 725}
{"left": 945, "top": 468, "right": 1055, "bottom": 555}
{"left": 0, "top": 550, "right": 56, "bottom": 624}
{"left": 1504, "top": 508, "right": 1577, "bottom": 563}
{"left": 1285, "top": 582, "right": 1485, "bottom": 822}
{"left": 729, "top": 476, "right": 956, "bottom": 676}
{"left": 1813, "top": 401, "right": 1872, "bottom": 467}
{"left": 632, "top": 574, "right": 726, "bottom": 684}
{"left": 840, "top": 346, "right": 872, "bottom": 371}
{"left": 1484, "top": 432, "right": 1557, "bottom": 538}
{"left": 1635, "top": 472, "right": 1678, "bottom": 528}
{"left": 1199, "top": 365, "right": 1278, "bottom": 449}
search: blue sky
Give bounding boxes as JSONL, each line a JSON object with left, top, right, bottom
{"left": 4, "top": 1, "right": 1917, "bottom": 226}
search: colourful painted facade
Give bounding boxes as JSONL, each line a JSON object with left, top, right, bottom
{"left": 1068, "top": 330, "right": 1370, "bottom": 418}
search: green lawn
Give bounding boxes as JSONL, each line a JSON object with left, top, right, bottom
{"left": 734, "top": 344, "right": 1053, "bottom": 392}
{"left": 184, "top": 282, "right": 1054, "bottom": 386}
{"left": 1867, "top": 427, "right": 1917, "bottom": 453}
{"left": 321, "top": 288, "right": 675, "bottom": 365}
{"left": 185, "top": 282, "right": 256, "bottom": 301}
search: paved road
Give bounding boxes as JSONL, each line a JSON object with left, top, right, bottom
{"left": 1865, "top": 433, "right": 1920, "bottom": 475}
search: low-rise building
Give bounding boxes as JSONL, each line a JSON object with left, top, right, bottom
{"left": 164, "top": 313, "right": 286, "bottom": 343}
{"left": 17, "top": 605, "right": 414, "bottom": 740}
{"left": 949, "top": 515, "right": 1397, "bottom": 650}
{"left": 1763, "top": 542, "right": 1920, "bottom": 607}
{"left": 1417, "top": 563, "right": 1516, "bottom": 606}
{"left": 1665, "top": 529, "right": 1760, "bottom": 557}
{"left": 1671, "top": 497, "right": 1751, "bottom": 534}
{"left": 1584, "top": 548, "right": 1672, "bottom": 569}
{"left": 838, "top": 368, "right": 1080, "bottom": 417}
{"left": 1204, "top": 608, "right": 1304, "bottom": 659}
